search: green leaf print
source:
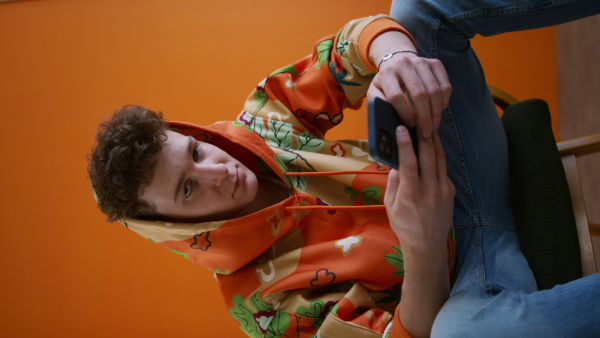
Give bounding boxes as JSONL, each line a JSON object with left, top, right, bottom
{"left": 264, "top": 311, "right": 290, "bottom": 338}
{"left": 273, "top": 155, "right": 293, "bottom": 188}
{"left": 385, "top": 246, "right": 405, "bottom": 277}
{"left": 273, "top": 155, "right": 289, "bottom": 172}
{"left": 329, "top": 303, "right": 339, "bottom": 315}
{"left": 351, "top": 63, "right": 363, "bottom": 73}
{"left": 249, "top": 292, "right": 290, "bottom": 338}
{"left": 297, "top": 300, "right": 328, "bottom": 329}
{"left": 336, "top": 39, "right": 349, "bottom": 56}
{"left": 254, "top": 89, "right": 268, "bottom": 109}
{"left": 297, "top": 132, "right": 323, "bottom": 152}
{"left": 329, "top": 62, "right": 361, "bottom": 91}
{"left": 167, "top": 248, "right": 189, "bottom": 258}
{"left": 266, "top": 120, "right": 293, "bottom": 149}
{"left": 316, "top": 39, "right": 333, "bottom": 70}
{"left": 277, "top": 153, "right": 297, "bottom": 166}
{"left": 270, "top": 64, "right": 299, "bottom": 77}
{"left": 250, "top": 292, "right": 272, "bottom": 313}
{"left": 360, "top": 186, "right": 383, "bottom": 205}
{"left": 231, "top": 120, "right": 254, "bottom": 132}
{"left": 229, "top": 294, "right": 262, "bottom": 338}
{"left": 343, "top": 186, "right": 358, "bottom": 201}
{"left": 293, "top": 174, "right": 307, "bottom": 191}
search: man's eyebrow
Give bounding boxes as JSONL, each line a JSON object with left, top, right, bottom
{"left": 173, "top": 136, "right": 195, "bottom": 203}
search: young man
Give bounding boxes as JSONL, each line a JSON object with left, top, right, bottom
{"left": 89, "top": 1, "right": 600, "bottom": 337}
{"left": 90, "top": 13, "right": 454, "bottom": 337}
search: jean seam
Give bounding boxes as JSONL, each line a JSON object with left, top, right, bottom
{"left": 444, "top": 104, "right": 480, "bottom": 222}
{"left": 453, "top": 220, "right": 517, "bottom": 231}
{"left": 447, "top": 0, "right": 583, "bottom": 22}
{"left": 429, "top": 15, "right": 480, "bottom": 224}
{"left": 475, "top": 226, "right": 487, "bottom": 286}
{"left": 427, "top": 15, "right": 442, "bottom": 59}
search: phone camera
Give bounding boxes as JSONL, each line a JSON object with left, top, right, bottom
{"left": 377, "top": 129, "right": 393, "bottom": 158}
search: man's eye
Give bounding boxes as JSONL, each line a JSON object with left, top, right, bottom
{"left": 193, "top": 147, "right": 200, "bottom": 161}
{"left": 184, "top": 182, "right": 191, "bottom": 198}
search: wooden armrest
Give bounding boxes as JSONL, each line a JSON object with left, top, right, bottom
{"left": 489, "top": 84, "right": 518, "bottom": 111}
{"left": 590, "top": 223, "right": 600, "bottom": 237}
{"left": 558, "top": 133, "right": 600, "bottom": 157}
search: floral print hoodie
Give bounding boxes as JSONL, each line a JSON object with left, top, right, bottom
{"left": 122, "top": 15, "right": 454, "bottom": 338}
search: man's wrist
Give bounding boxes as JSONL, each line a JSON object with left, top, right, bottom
{"left": 369, "top": 30, "right": 417, "bottom": 69}
{"left": 378, "top": 50, "right": 419, "bottom": 70}
{"left": 400, "top": 237, "right": 448, "bottom": 263}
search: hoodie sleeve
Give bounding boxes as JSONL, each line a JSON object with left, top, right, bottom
{"left": 388, "top": 305, "right": 413, "bottom": 338}
{"left": 238, "top": 15, "right": 415, "bottom": 139}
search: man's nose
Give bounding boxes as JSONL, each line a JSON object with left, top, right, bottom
{"left": 196, "top": 163, "right": 229, "bottom": 185}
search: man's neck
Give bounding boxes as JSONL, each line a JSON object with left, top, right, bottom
{"left": 247, "top": 176, "right": 291, "bottom": 214}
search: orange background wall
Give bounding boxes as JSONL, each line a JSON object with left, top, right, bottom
{"left": 0, "top": 0, "right": 556, "bottom": 336}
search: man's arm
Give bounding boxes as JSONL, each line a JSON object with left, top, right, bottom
{"left": 384, "top": 126, "right": 454, "bottom": 338}
{"left": 369, "top": 29, "right": 454, "bottom": 337}
{"left": 240, "top": 15, "right": 417, "bottom": 138}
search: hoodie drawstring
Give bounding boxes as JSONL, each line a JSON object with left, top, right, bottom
{"left": 283, "top": 170, "right": 389, "bottom": 211}
{"left": 284, "top": 170, "right": 388, "bottom": 176}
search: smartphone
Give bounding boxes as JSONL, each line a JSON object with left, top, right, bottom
{"left": 367, "top": 97, "right": 418, "bottom": 169}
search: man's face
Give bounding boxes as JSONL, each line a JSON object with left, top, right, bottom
{"left": 140, "top": 130, "right": 259, "bottom": 222}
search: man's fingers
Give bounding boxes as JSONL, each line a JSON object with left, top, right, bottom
{"left": 407, "top": 58, "right": 453, "bottom": 137}
{"left": 367, "top": 85, "right": 385, "bottom": 101}
{"left": 391, "top": 58, "right": 448, "bottom": 138}
{"left": 390, "top": 62, "right": 431, "bottom": 132}
{"left": 385, "top": 168, "right": 400, "bottom": 206}
{"left": 432, "top": 132, "right": 448, "bottom": 181}
{"left": 416, "top": 134, "right": 437, "bottom": 185}
{"left": 370, "top": 55, "right": 452, "bottom": 138}
{"left": 429, "top": 59, "right": 452, "bottom": 130}
{"left": 411, "top": 59, "right": 444, "bottom": 118}
{"left": 374, "top": 72, "right": 417, "bottom": 128}
{"left": 403, "top": 61, "right": 437, "bottom": 137}
{"left": 429, "top": 58, "right": 452, "bottom": 104}
{"left": 396, "top": 125, "right": 419, "bottom": 185}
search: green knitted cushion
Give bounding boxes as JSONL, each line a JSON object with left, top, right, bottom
{"left": 501, "top": 99, "right": 582, "bottom": 290}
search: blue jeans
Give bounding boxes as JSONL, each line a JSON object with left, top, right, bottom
{"left": 391, "top": 0, "right": 600, "bottom": 336}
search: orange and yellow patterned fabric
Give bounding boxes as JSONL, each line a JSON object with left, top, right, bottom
{"left": 122, "top": 15, "right": 454, "bottom": 337}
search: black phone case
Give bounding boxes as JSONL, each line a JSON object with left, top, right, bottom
{"left": 367, "top": 97, "right": 418, "bottom": 169}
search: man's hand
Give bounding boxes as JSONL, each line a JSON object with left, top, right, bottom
{"left": 384, "top": 126, "right": 454, "bottom": 250}
{"left": 384, "top": 126, "right": 454, "bottom": 337}
{"left": 368, "top": 31, "right": 452, "bottom": 138}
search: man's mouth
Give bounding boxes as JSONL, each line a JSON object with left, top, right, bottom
{"left": 233, "top": 167, "right": 241, "bottom": 195}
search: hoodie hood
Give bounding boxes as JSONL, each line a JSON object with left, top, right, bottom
{"left": 122, "top": 119, "right": 294, "bottom": 274}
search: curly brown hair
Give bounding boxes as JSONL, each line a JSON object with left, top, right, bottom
{"left": 88, "top": 105, "right": 169, "bottom": 222}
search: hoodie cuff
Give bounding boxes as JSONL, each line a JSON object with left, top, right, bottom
{"left": 358, "top": 17, "right": 417, "bottom": 73}
{"left": 388, "top": 305, "right": 413, "bottom": 338}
